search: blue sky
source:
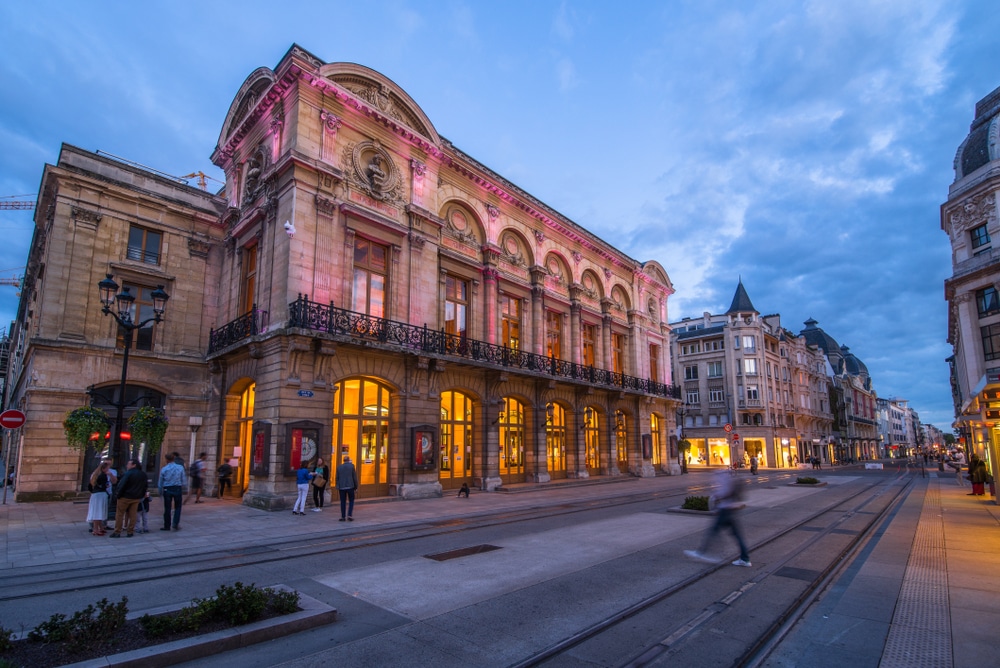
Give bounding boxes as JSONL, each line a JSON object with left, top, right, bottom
{"left": 1, "top": 1, "right": 996, "bottom": 429}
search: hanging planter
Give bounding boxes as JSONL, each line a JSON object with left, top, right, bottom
{"left": 128, "top": 406, "right": 169, "bottom": 454}
{"left": 63, "top": 406, "right": 111, "bottom": 451}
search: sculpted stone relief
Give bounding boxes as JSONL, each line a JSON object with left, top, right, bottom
{"left": 948, "top": 192, "right": 996, "bottom": 240}
{"left": 444, "top": 205, "right": 479, "bottom": 245}
{"left": 345, "top": 140, "right": 403, "bottom": 204}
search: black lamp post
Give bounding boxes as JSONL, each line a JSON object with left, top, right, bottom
{"left": 97, "top": 274, "right": 169, "bottom": 475}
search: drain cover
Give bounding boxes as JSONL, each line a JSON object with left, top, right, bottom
{"left": 424, "top": 544, "right": 502, "bottom": 561}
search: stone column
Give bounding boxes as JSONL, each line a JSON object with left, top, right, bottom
{"left": 482, "top": 267, "right": 499, "bottom": 345}
{"left": 529, "top": 401, "right": 552, "bottom": 483}
{"left": 530, "top": 267, "right": 547, "bottom": 356}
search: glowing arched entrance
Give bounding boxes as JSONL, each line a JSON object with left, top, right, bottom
{"left": 331, "top": 377, "right": 391, "bottom": 497}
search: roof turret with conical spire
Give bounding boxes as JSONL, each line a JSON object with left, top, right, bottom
{"left": 726, "top": 278, "right": 758, "bottom": 315}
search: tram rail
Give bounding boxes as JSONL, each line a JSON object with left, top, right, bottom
{"left": 510, "top": 472, "right": 916, "bottom": 668}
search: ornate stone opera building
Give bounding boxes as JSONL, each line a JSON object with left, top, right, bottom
{"left": 7, "top": 45, "right": 681, "bottom": 505}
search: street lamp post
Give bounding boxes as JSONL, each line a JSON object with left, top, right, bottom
{"left": 97, "top": 274, "right": 169, "bottom": 476}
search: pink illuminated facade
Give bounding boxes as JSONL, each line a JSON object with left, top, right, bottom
{"left": 5, "top": 45, "right": 681, "bottom": 505}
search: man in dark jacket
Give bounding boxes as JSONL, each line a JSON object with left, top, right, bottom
{"left": 112, "top": 458, "right": 148, "bottom": 538}
{"left": 335, "top": 454, "right": 359, "bottom": 521}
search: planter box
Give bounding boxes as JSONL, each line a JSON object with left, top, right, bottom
{"left": 65, "top": 587, "right": 336, "bottom": 668}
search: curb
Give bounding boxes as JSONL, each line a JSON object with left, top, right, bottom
{"left": 64, "top": 586, "right": 336, "bottom": 668}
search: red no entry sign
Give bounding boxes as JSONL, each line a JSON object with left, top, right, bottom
{"left": 0, "top": 409, "right": 26, "bottom": 429}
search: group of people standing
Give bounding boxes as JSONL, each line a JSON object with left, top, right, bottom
{"left": 293, "top": 455, "right": 359, "bottom": 521}
{"left": 85, "top": 451, "right": 228, "bottom": 537}
{"left": 87, "top": 451, "right": 361, "bottom": 533}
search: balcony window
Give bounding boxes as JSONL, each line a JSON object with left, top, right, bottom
{"left": 707, "top": 361, "right": 723, "bottom": 377}
{"left": 352, "top": 237, "right": 388, "bottom": 318}
{"left": 546, "top": 312, "right": 563, "bottom": 359}
{"left": 684, "top": 365, "right": 698, "bottom": 380}
{"left": 611, "top": 332, "right": 625, "bottom": 374}
{"left": 445, "top": 275, "right": 468, "bottom": 337}
{"left": 501, "top": 294, "right": 521, "bottom": 350}
{"left": 582, "top": 323, "right": 596, "bottom": 366}
{"left": 127, "top": 225, "right": 161, "bottom": 265}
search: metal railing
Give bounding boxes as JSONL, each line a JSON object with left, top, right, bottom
{"left": 208, "top": 306, "right": 268, "bottom": 353}
{"left": 210, "top": 295, "right": 680, "bottom": 399}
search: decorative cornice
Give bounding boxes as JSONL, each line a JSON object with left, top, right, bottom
{"left": 216, "top": 65, "right": 302, "bottom": 165}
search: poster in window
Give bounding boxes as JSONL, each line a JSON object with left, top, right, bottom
{"left": 641, "top": 433, "right": 652, "bottom": 459}
{"left": 250, "top": 421, "right": 271, "bottom": 477}
{"left": 411, "top": 425, "right": 436, "bottom": 471}
{"left": 285, "top": 421, "right": 321, "bottom": 476}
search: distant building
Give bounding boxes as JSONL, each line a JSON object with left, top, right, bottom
{"left": 799, "top": 320, "right": 880, "bottom": 461}
{"left": 943, "top": 83, "right": 1000, "bottom": 472}
{"left": 669, "top": 281, "right": 833, "bottom": 469}
{"left": 3, "top": 45, "right": 681, "bottom": 503}
{"left": 877, "top": 398, "right": 919, "bottom": 458}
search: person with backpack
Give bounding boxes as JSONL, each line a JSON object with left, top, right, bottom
{"left": 217, "top": 461, "right": 233, "bottom": 498}
{"left": 186, "top": 452, "right": 207, "bottom": 504}
{"left": 685, "top": 468, "right": 752, "bottom": 567}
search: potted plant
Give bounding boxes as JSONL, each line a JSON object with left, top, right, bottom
{"left": 63, "top": 406, "right": 111, "bottom": 451}
{"left": 128, "top": 406, "right": 169, "bottom": 454}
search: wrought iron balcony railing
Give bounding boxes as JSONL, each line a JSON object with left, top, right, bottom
{"left": 208, "top": 305, "right": 268, "bottom": 354}
{"left": 210, "top": 296, "right": 680, "bottom": 399}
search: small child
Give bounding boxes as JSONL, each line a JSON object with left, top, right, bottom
{"left": 136, "top": 491, "right": 151, "bottom": 533}
{"left": 458, "top": 483, "right": 470, "bottom": 498}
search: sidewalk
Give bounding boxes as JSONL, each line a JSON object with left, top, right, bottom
{"left": 763, "top": 472, "right": 1000, "bottom": 668}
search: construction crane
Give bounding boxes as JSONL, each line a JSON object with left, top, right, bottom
{"left": 179, "top": 172, "right": 224, "bottom": 191}
{"left": 0, "top": 272, "right": 23, "bottom": 297}
{"left": 0, "top": 195, "right": 35, "bottom": 211}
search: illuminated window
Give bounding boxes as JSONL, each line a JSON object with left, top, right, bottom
{"left": 612, "top": 333, "right": 625, "bottom": 374}
{"left": 582, "top": 324, "right": 596, "bottom": 366}
{"left": 445, "top": 276, "right": 468, "bottom": 337}
{"left": 241, "top": 243, "right": 257, "bottom": 314}
{"left": 352, "top": 238, "right": 388, "bottom": 317}
{"left": 501, "top": 294, "right": 521, "bottom": 350}
{"left": 546, "top": 312, "right": 563, "bottom": 359}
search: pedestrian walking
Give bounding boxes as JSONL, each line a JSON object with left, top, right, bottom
{"left": 292, "top": 462, "right": 312, "bottom": 515}
{"left": 311, "top": 458, "right": 330, "bottom": 512}
{"left": 111, "top": 458, "right": 147, "bottom": 538}
{"left": 86, "top": 461, "right": 113, "bottom": 536}
{"left": 749, "top": 455, "right": 758, "bottom": 475}
{"left": 685, "top": 468, "right": 752, "bottom": 567}
{"left": 336, "top": 454, "right": 359, "bottom": 521}
{"left": 158, "top": 452, "right": 185, "bottom": 530}
{"left": 186, "top": 452, "right": 207, "bottom": 504}
{"left": 217, "top": 461, "right": 233, "bottom": 498}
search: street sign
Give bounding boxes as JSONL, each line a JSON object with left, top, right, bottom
{"left": 297, "top": 390, "right": 314, "bottom": 397}
{"left": 724, "top": 423, "right": 733, "bottom": 433}
{"left": 0, "top": 409, "right": 26, "bottom": 429}
{"left": 732, "top": 433, "right": 740, "bottom": 440}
